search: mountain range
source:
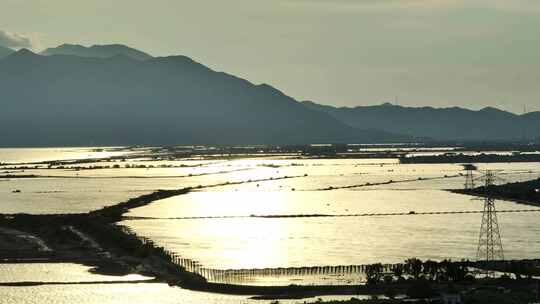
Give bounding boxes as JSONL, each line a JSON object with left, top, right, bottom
{"left": 302, "top": 101, "right": 540, "bottom": 142}
{"left": 0, "top": 43, "right": 538, "bottom": 146}
{"left": 0, "top": 46, "right": 407, "bottom": 146}
{"left": 40, "top": 44, "right": 153, "bottom": 61}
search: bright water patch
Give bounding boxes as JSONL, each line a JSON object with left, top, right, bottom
{"left": 123, "top": 194, "right": 540, "bottom": 270}
{"left": 0, "top": 147, "right": 132, "bottom": 164}
{"left": 2, "top": 158, "right": 537, "bottom": 214}
{"left": 126, "top": 189, "right": 493, "bottom": 218}
{"left": 0, "top": 284, "right": 367, "bottom": 304}
{"left": 0, "top": 263, "right": 150, "bottom": 283}
{"left": 0, "top": 171, "right": 280, "bottom": 214}
{"left": 0, "top": 263, "right": 367, "bottom": 303}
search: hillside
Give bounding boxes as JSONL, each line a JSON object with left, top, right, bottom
{"left": 0, "top": 49, "right": 408, "bottom": 146}
{"left": 302, "top": 101, "right": 540, "bottom": 142}
{"left": 0, "top": 46, "right": 14, "bottom": 58}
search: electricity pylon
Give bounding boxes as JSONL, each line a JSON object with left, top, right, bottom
{"left": 475, "top": 171, "right": 505, "bottom": 276}
{"left": 463, "top": 164, "right": 477, "bottom": 190}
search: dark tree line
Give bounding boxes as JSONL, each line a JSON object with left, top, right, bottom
{"left": 365, "top": 258, "right": 472, "bottom": 285}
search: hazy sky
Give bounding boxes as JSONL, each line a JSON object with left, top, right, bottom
{"left": 2, "top": 0, "right": 539, "bottom": 113}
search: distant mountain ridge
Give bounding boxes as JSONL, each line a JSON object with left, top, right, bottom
{"left": 0, "top": 49, "right": 409, "bottom": 146}
{"left": 302, "top": 101, "right": 540, "bottom": 141}
{"left": 6, "top": 43, "right": 534, "bottom": 145}
{"left": 40, "top": 44, "right": 153, "bottom": 60}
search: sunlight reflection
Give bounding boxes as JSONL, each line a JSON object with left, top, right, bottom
{"left": 202, "top": 218, "right": 289, "bottom": 269}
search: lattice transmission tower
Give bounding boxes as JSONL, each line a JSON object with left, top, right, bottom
{"left": 463, "top": 164, "right": 477, "bottom": 190}
{"left": 476, "top": 171, "right": 505, "bottom": 273}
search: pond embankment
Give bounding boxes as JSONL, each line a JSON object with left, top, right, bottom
{"left": 452, "top": 178, "right": 540, "bottom": 207}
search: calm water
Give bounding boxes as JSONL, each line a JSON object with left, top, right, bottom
{"left": 0, "top": 263, "right": 150, "bottom": 283}
{"left": 0, "top": 147, "right": 132, "bottom": 164}
{"left": 0, "top": 283, "right": 363, "bottom": 304}
{"left": 123, "top": 192, "right": 540, "bottom": 270}
{"left": 1, "top": 148, "right": 540, "bottom": 302}
{"left": 0, "top": 264, "right": 364, "bottom": 304}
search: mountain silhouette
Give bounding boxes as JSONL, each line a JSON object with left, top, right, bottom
{"left": 0, "top": 49, "right": 409, "bottom": 146}
{"left": 41, "top": 44, "right": 153, "bottom": 61}
{"left": 302, "top": 101, "right": 540, "bottom": 142}
{"left": 0, "top": 45, "right": 14, "bottom": 58}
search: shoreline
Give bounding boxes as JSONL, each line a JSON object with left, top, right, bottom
{"left": 451, "top": 178, "right": 540, "bottom": 208}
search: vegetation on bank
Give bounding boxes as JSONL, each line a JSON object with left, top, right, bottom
{"left": 400, "top": 153, "right": 540, "bottom": 164}
{"left": 364, "top": 258, "right": 472, "bottom": 285}
{"left": 454, "top": 178, "right": 540, "bottom": 206}
{"left": 365, "top": 258, "right": 540, "bottom": 284}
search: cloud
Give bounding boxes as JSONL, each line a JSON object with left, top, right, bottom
{"left": 0, "top": 30, "right": 32, "bottom": 48}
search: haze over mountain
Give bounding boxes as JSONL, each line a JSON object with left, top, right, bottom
{"left": 41, "top": 44, "right": 153, "bottom": 61}
{"left": 302, "top": 101, "right": 540, "bottom": 142}
{"left": 0, "top": 47, "right": 408, "bottom": 146}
